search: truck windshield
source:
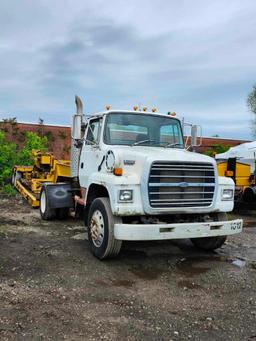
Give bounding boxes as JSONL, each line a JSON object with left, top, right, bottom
{"left": 104, "top": 113, "right": 184, "bottom": 148}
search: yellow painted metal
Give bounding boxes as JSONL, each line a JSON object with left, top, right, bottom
{"left": 16, "top": 180, "right": 39, "bottom": 207}
{"left": 217, "top": 161, "right": 251, "bottom": 187}
{"left": 41, "top": 155, "right": 51, "bottom": 164}
{"left": 13, "top": 150, "right": 71, "bottom": 208}
{"left": 217, "top": 161, "right": 252, "bottom": 200}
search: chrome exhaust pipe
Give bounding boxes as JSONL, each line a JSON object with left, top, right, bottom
{"left": 75, "top": 95, "right": 83, "bottom": 116}
{"left": 71, "top": 95, "right": 84, "bottom": 178}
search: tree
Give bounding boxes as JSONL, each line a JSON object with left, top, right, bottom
{"left": 247, "top": 85, "right": 256, "bottom": 138}
{"left": 248, "top": 85, "right": 256, "bottom": 114}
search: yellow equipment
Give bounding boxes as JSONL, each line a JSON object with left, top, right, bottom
{"left": 217, "top": 158, "right": 256, "bottom": 202}
{"left": 13, "top": 150, "right": 70, "bottom": 207}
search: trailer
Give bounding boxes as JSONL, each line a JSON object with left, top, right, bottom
{"left": 12, "top": 150, "right": 70, "bottom": 207}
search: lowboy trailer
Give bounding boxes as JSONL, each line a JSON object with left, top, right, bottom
{"left": 12, "top": 150, "right": 70, "bottom": 208}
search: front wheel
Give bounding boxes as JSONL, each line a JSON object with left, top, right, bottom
{"left": 88, "top": 197, "right": 122, "bottom": 259}
{"left": 190, "top": 213, "right": 227, "bottom": 251}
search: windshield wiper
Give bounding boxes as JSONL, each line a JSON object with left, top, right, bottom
{"left": 132, "top": 139, "right": 156, "bottom": 146}
{"left": 164, "top": 142, "right": 182, "bottom": 148}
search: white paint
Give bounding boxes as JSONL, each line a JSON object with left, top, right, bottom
{"left": 114, "top": 219, "right": 243, "bottom": 241}
{"left": 77, "top": 110, "right": 241, "bottom": 241}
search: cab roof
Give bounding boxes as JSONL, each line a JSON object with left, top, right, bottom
{"left": 87, "top": 110, "right": 180, "bottom": 121}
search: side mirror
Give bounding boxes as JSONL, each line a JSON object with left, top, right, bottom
{"left": 74, "top": 139, "right": 83, "bottom": 148}
{"left": 191, "top": 125, "right": 202, "bottom": 148}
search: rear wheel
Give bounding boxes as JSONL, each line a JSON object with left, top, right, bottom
{"left": 190, "top": 213, "right": 227, "bottom": 251}
{"left": 12, "top": 170, "right": 21, "bottom": 187}
{"left": 88, "top": 197, "right": 122, "bottom": 259}
{"left": 40, "top": 187, "right": 56, "bottom": 220}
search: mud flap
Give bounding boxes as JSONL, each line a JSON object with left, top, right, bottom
{"left": 42, "top": 183, "right": 73, "bottom": 209}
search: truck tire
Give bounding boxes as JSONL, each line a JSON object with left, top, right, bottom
{"left": 12, "top": 170, "right": 21, "bottom": 187}
{"left": 40, "top": 187, "right": 56, "bottom": 220}
{"left": 88, "top": 197, "right": 122, "bottom": 259}
{"left": 190, "top": 213, "right": 227, "bottom": 251}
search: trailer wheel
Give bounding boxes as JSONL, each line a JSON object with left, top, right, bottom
{"left": 190, "top": 213, "right": 227, "bottom": 251}
{"left": 88, "top": 197, "right": 122, "bottom": 259}
{"left": 40, "top": 187, "right": 56, "bottom": 220}
{"left": 12, "top": 170, "right": 21, "bottom": 187}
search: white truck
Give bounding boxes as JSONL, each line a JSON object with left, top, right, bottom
{"left": 39, "top": 96, "right": 243, "bottom": 259}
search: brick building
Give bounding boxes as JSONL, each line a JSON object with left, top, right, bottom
{"left": 0, "top": 121, "right": 71, "bottom": 159}
{"left": 0, "top": 121, "right": 250, "bottom": 160}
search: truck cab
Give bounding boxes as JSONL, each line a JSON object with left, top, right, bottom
{"left": 40, "top": 98, "right": 243, "bottom": 259}
{"left": 75, "top": 104, "right": 242, "bottom": 259}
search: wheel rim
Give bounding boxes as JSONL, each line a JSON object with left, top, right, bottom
{"left": 90, "top": 210, "right": 105, "bottom": 247}
{"left": 12, "top": 173, "right": 15, "bottom": 186}
{"left": 40, "top": 191, "right": 46, "bottom": 213}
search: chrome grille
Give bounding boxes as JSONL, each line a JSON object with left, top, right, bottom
{"left": 148, "top": 161, "right": 215, "bottom": 208}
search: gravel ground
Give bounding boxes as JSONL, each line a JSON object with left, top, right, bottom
{"left": 0, "top": 196, "right": 256, "bottom": 341}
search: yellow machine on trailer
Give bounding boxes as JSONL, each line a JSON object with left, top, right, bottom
{"left": 217, "top": 158, "right": 256, "bottom": 202}
{"left": 12, "top": 150, "right": 71, "bottom": 207}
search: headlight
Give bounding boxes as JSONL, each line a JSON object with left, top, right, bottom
{"left": 118, "top": 190, "right": 133, "bottom": 202}
{"left": 221, "top": 188, "right": 234, "bottom": 201}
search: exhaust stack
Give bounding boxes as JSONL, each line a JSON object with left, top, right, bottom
{"left": 71, "top": 95, "right": 84, "bottom": 178}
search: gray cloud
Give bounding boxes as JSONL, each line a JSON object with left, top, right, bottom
{"left": 0, "top": 0, "right": 255, "bottom": 139}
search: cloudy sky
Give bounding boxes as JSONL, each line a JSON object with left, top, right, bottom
{"left": 0, "top": 0, "right": 256, "bottom": 139}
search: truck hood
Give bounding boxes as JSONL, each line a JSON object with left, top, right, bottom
{"left": 103, "top": 145, "right": 217, "bottom": 180}
{"left": 110, "top": 145, "right": 216, "bottom": 165}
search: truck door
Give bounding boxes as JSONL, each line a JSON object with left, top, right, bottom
{"left": 79, "top": 117, "right": 103, "bottom": 189}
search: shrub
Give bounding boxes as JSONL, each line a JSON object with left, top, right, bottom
{"left": 17, "top": 131, "right": 48, "bottom": 165}
{"left": 0, "top": 131, "right": 48, "bottom": 192}
{"left": 204, "top": 144, "right": 230, "bottom": 157}
{"left": 0, "top": 131, "right": 17, "bottom": 186}
{"left": 0, "top": 184, "right": 16, "bottom": 196}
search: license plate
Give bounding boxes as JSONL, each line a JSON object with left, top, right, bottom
{"left": 231, "top": 221, "right": 242, "bottom": 231}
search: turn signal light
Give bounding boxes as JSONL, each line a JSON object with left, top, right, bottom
{"left": 225, "top": 170, "right": 234, "bottom": 177}
{"left": 113, "top": 168, "right": 123, "bottom": 176}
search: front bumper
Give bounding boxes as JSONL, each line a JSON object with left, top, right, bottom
{"left": 114, "top": 219, "right": 243, "bottom": 241}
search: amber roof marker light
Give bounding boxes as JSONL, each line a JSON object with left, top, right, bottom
{"left": 167, "top": 112, "right": 177, "bottom": 117}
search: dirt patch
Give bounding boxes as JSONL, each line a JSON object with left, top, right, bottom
{"left": 177, "top": 279, "right": 203, "bottom": 290}
{"left": 1, "top": 197, "right": 256, "bottom": 340}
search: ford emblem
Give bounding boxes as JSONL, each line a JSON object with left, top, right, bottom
{"left": 179, "top": 182, "right": 189, "bottom": 188}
